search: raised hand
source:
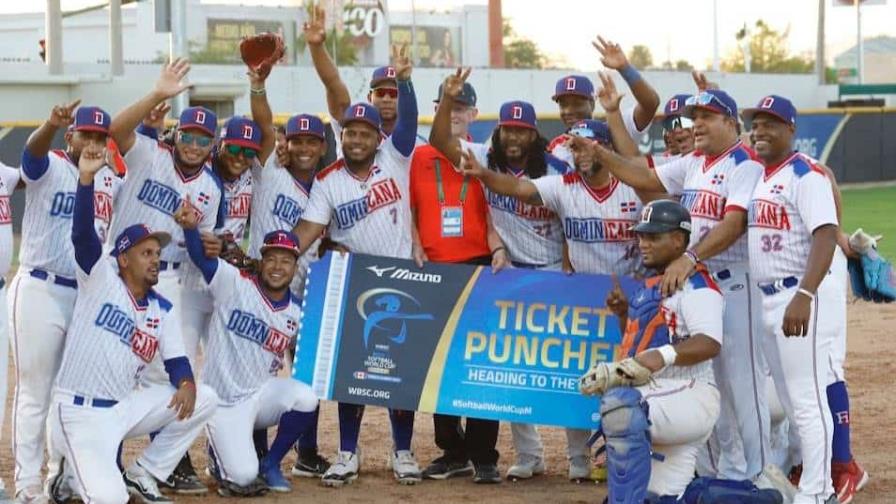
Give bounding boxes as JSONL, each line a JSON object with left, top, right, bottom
{"left": 392, "top": 44, "right": 413, "bottom": 80}
{"left": 303, "top": 4, "right": 327, "bottom": 46}
{"left": 173, "top": 195, "right": 200, "bottom": 230}
{"left": 77, "top": 144, "right": 107, "bottom": 181}
{"left": 441, "top": 67, "right": 472, "bottom": 101}
{"left": 605, "top": 273, "right": 628, "bottom": 319}
{"left": 48, "top": 99, "right": 81, "bottom": 129}
{"left": 459, "top": 149, "right": 486, "bottom": 179}
{"left": 691, "top": 70, "right": 719, "bottom": 92}
{"left": 596, "top": 71, "right": 624, "bottom": 113}
{"left": 154, "top": 58, "right": 192, "bottom": 99}
{"left": 143, "top": 102, "right": 171, "bottom": 131}
{"left": 592, "top": 35, "right": 629, "bottom": 70}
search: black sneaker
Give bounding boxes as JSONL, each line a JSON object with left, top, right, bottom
{"left": 422, "top": 456, "right": 474, "bottom": 480}
{"left": 123, "top": 464, "right": 173, "bottom": 504}
{"left": 49, "top": 457, "right": 75, "bottom": 504}
{"left": 473, "top": 464, "right": 502, "bottom": 484}
{"left": 157, "top": 455, "right": 208, "bottom": 495}
{"left": 291, "top": 448, "right": 331, "bottom": 477}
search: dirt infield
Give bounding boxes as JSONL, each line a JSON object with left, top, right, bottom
{"left": 1, "top": 299, "right": 893, "bottom": 504}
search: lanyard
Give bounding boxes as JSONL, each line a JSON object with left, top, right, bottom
{"left": 435, "top": 158, "right": 469, "bottom": 206}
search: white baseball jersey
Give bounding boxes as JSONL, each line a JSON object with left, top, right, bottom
{"left": 655, "top": 141, "right": 763, "bottom": 273}
{"left": 549, "top": 106, "right": 647, "bottom": 165}
{"left": 220, "top": 166, "right": 253, "bottom": 242}
{"left": 55, "top": 256, "right": 185, "bottom": 401}
{"left": 464, "top": 141, "right": 571, "bottom": 266}
{"left": 302, "top": 139, "right": 413, "bottom": 259}
{"left": 201, "top": 262, "right": 301, "bottom": 404}
{"left": 248, "top": 156, "right": 320, "bottom": 289}
{"left": 20, "top": 150, "right": 119, "bottom": 278}
{"left": 112, "top": 134, "right": 224, "bottom": 264}
{"left": 747, "top": 152, "right": 837, "bottom": 284}
{"left": 531, "top": 173, "right": 641, "bottom": 274}
{"left": 657, "top": 269, "right": 724, "bottom": 383}
{"left": 0, "top": 162, "right": 21, "bottom": 277}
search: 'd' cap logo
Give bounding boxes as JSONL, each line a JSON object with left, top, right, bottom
{"left": 195, "top": 110, "right": 206, "bottom": 123}
{"left": 241, "top": 124, "right": 254, "bottom": 139}
{"left": 93, "top": 111, "right": 105, "bottom": 124}
{"left": 299, "top": 118, "right": 310, "bottom": 130}
{"left": 761, "top": 96, "right": 775, "bottom": 109}
{"left": 385, "top": 67, "right": 396, "bottom": 78}
{"left": 565, "top": 77, "right": 577, "bottom": 91}
{"left": 512, "top": 106, "right": 523, "bottom": 120}
{"left": 354, "top": 105, "right": 366, "bottom": 118}
{"left": 669, "top": 99, "right": 679, "bottom": 112}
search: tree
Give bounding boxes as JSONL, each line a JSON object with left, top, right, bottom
{"left": 502, "top": 18, "right": 547, "bottom": 69}
{"left": 675, "top": 59, "right": 694, "bottom": 71}
{"left": 628, "top": 45, "right": 653, "bottom": 70}
{"left": 721, "top": 19, "right": 813, "bottom": 73}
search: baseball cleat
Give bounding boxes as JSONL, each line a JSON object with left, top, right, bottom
{"left": 832, "top": 459, "right": 870, "bottom": 504}
{"left": 291, "top": 449, "right": 331, "bottom": 478}
{"left": 123, "top": 464, "right": 172, "bottom": 504}
{"left": 259, "top": 457, "right": 291, "bottom": 493}
{"left": 506, "top": 455, "right": 545, "bottom": 481}
{"left": 156, "top": 456, "right": 207, "bottom": 495}
{"left": 391, "top": 450, "right": 422, "bottom": 485}
{"left": 321, "top": 451, "right": 359, "bottom": 488}
{"left": 421, "top": 456, "right": 474, "bottom": 480}
{"left": 473, "top": 464, "right": 502, "bottom": 484}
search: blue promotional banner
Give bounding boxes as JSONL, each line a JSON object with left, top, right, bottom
{"left": 293, "top": 252, "right": 639, "bottom": 429}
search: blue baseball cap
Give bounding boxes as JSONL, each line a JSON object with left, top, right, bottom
{"left": 552, "top": 75, "right": 594, "bottom": 102}
{"left": 683, "top": 90, "right": 738, "bottom": 119}
{"left": 178, "top": 106, "right": 217, "bottom": 137}
{"left": 741, "top": 95, "right": 797, "bottom": 125}
{"left": 111, "top": 224, "right": 171, "bottom": 257}
{"left": 286, "top": 114, "right": 326, "bottom": 140}
{"left": 72, "top": 106, "right": 111, "bottom": 134}
{"left": 219, "top": 116, "right": 261, "bottom": 150}
{"left": 342, "top": 103, "right": 382, "bottom": 131}
{"left": 663, "top": 94, "right": 692, "bottom": 117}
{"left": 434, "top": 82, "right": 477, "bottom": 107}
{"left": 498, "top": 100, "right": 537, "bottom": 130}
{"left": 568, "top": 119, "right": 611, "bottom": 145}
{"left": 369, "top": 66, "right": 398, "bottom": 88}
{"left": 260, "top": 229, "right": 301, "bottom": 257}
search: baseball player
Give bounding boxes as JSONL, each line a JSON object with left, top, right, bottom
{"left": 7, "top": 101, "right": 120, "bottom": 502}
{"left": 45, "top": 144, "right": 217, "bottom": 504}
{"left": 288, "top": 47, "right": 420, "bottom": 487}
{"left": 303, "top": 5, "right": 425, "bottom": 149}
{"left": 579, "top": 199, "right": 724, "bottom": 500}
{"left": 742, "top": 95, "right": 849, "bottom": 504}
{"left": 547, "top": 36, "right": 660, "bottom": 167}
{"left": 174, "top": 202, "right": 318, "bottom": 495}
{"left": 108, "top": 58, "right": 224, "bottom": 493}
{"left": 587, "top": 90, "right": 770, "bottom": 481}
{"left": 0, "top": 158, "right": 21, "bottom": 501}
{"left": 656, "top": 94, "right": 695, "bottom": 161}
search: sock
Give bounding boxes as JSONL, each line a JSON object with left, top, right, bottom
{"left": 389, "top": 409, "right": 414, "bottom": 452}
{"left": 267, "top": 410, "right": 316, "bottom": 466}
{"left": 338, "top": 403, "right": 365, "bottom": 453}
{"left": 253, "top": 429, "right": 269, "bottom": 460}
{"left": 298, "top": 406, "right": 321, "bottom": 452}
{"left": 827, "top": 381, "right": 852, "bottom": 463}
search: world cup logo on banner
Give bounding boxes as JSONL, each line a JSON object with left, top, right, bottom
{"left": 355, "top": 288, "right": 434, "bottom": 381}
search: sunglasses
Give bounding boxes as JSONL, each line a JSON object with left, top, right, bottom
{"left": 178, "top": 132, "right": 213, "bottom": 148}
{"left": 685, "top": 92, "right": 733, "bottom": 117}
{"left": 373, "top": 88, "right": 398, "bottom": 99}
{"left": 568, "top": 126, "right": 610, "bottom": 145}
{"left": 223, "top": 143, "right": 258, "bottom": 159}
{"left": 662, "top": 116, "right": 694, "bottom": 131}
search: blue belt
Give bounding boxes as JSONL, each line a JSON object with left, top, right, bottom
{"left": 511, "top": 261, "right": 546, "bottom": 269}
{"left": 159, "top": 261, "right": 180, "bottom": 271}
{"left": 73, "top": 395, "right": 118, "bottom": 408}
{"left": 30, "top": 269, "right": 77, "bottom": 289}
{"left": 758, "top": 276, "right": 799, "bottom": 295}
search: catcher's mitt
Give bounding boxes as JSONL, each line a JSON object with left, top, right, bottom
{"left": 239, "top": 32, "right": 285, "bottom": 80}
{"left": 579, "top": 358, "right": 652, "bottom": 396}
{"left": 220, "top": 236, "right": 258, "bottom": 272}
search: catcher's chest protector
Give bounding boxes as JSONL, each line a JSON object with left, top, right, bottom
{"left": 618, "top": 276, "right": 670, "bottom": 359}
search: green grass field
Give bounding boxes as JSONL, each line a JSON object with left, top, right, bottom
{"left": 841, "top": 185, "right": 896, "bottom": 259}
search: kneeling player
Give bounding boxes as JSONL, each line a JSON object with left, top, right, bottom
{"left": 176, "top": 202, "right": 318, "bottom": 495}
{"left": 580, "top": 200, "right": 722, "bottom": 500}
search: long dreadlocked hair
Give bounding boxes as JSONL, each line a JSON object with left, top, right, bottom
{"left": 486, "top": 127, "right": 550, "bottom": 179}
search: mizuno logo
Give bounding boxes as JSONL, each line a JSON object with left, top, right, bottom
{"left": 367, "top": 265, "right": 395, "bottom": 277}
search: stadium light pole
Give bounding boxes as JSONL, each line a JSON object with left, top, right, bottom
{"left": 816, "top": 0, "right": 825, "bottom": 84}
{"left": 170, "top": 0, "right": 189, "bottom": 116}
{"left": 46, "top": 0, "right": 63, "bottom": 75}
{"left": 712, "top": 0, "right": 720, "bottom": 72}
{"left": 855, "top": 0, "right": 863, "bottom": 84}
{"left": 110, "top": 0, "right": 124, "bottom": 76}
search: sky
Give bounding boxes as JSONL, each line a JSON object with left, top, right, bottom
{"left": 3, "top": 0, "right": 895, "bottom": 69}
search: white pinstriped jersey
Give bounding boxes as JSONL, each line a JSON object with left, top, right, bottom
{"left": 248, "top": 156, "right": 320, "bottom": 291}
{"left": 220, "top": 166, "right": 253, "bottom": 242}
{"left": 55, "top": 256, "right": 184, "bottom": 400}
{"left": 532, "top": 174, "right": 641, "bottom": 275}
{"left": 655, "top": 141, "right": 763, "bottom": 273}
{"left": 0, "top": 162, "right": 21, "bottom": 278}
{"left": 656, "top": 270, "right": 724, "bottom": 383}
{"left": 201, "top": 262, "right": 301, "bottom": 404}
{"left": 114, "top": 134, "right": 223, "bottom": 293}
{"left": 549, "top": 107, "right": 647, "bottom": 165}
{"left": 464, "top": 141, "right": 572, "bottom": 266}
{"left": 302, "top": 140, "right": 413, "bottom": 259}
{"left": 748, "top": 152, "right": 837, "bottom": 284}
{"left": 20, "top": 150, "right": 120, "bottom": 278}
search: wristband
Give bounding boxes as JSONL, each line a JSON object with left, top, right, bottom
{"left": 797, "top": 287, "right": 815, "bottom": 299}
{"left": 684, "top": 249, "right": 699, "bottom": 265}
{"left": 178, "top": 379, "right": 195, "bottom": 389}
{"left": 657, "top": 344, "right": 678, "bottom": 368}
{"left": 250, "top": 87, "right": 266, "bottom": 96}
{"left": 619, "top": 64, "right": 643, "bottom": 86}
{"left": 490, "top": 246, "right": 506, "bottom": 255}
